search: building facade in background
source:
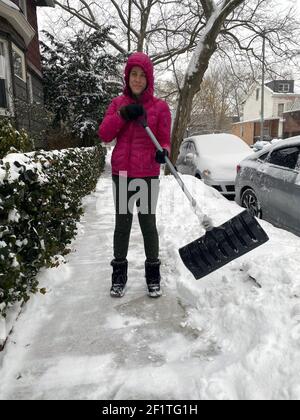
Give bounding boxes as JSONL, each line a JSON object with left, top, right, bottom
{"left": 232, "top": 80, "right": 300, "bottom": 145}
{"left": 0, "top": 0, "right": 54, "bottom": 146}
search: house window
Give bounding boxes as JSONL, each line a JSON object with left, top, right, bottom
{"left": 19, "top": 0, "right": 27, "bottom": 19}
{"left": 278, "top": 103, "right": 284, "bottom": 117}
{"left": 0, "top": 41, "right": 7, "bottom": 109}
{"left": 12, "top": 44, "right": 26, "bottom": 82}
{"left": 278, "top": 83, "right": 290, "bottom": 93}
{"left": 256, "top": 88, "right": 260, "bottom": 101}
{"left": 263, "top": 125, "right": 269, "bottom": 137}
{"left": 0, "top": 39, "right": 13, "bottom": 115}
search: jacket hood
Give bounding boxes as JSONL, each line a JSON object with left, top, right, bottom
{"left": 124, "top": 52, "right": 154, "bottom": 102}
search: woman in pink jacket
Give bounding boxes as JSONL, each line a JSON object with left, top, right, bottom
{"left": 98, "top": 52, "right": 171, "bottom": 298}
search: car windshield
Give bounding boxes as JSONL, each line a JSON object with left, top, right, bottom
{"left": 191, "top": 134, "right": 250, "bottom": 155}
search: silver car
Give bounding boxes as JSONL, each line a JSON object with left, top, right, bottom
{"left": 176, "top": 133, "right": 252, "bottom": 197}
{"left": 235, "top": 137, "right": 300, "bottom": 236}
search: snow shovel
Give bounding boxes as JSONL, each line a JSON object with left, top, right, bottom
{"left": 142, "top": 121, "right": 269, "bottom": 280}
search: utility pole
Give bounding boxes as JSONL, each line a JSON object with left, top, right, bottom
{"left": 260, "top": 31, "right": 266, "bottom": 142}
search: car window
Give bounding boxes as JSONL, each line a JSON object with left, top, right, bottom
{"left": 296, "top": 155, "right": 300, "bottom": 172}
{"left": 258, "top": 152, "right": 269, "bottom": 162}
{"left": 190, "top": 142, "right": 197, "bottom": 155}
{"left": 181, "top": 142, "right": 192, "bottom": 153}
{"left": 267, "top": 147, "right": 300, "bottom": 170}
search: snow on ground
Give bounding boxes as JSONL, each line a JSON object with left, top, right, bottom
{"left": 0, "top": 154, "right": 300, "bottom": 400}
{"left": 159, "top": 175, "right": 300, "bottom": 400}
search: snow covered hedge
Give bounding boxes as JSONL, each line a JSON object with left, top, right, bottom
{"left": 0, "top": 145, "right": 106, "bottom": 317}
{"left": 0, "top": 118, "right": 34, "bottom": 159}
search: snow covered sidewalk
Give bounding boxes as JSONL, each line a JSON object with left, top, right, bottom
{"left": 1, "top": 156, "right": 300, "bottom": 400}
{"left": 0, "top": 159, "right": 194, "bottom": 400}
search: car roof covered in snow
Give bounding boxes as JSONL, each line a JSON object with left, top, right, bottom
{"left": 271, "top": 136, "right": 300, "bottom": 151}
{"left": 242, "top": 136, "right": 300, "bottom": 162}
{"left": 184, "top": 133, "right": 251, "bottom": 155}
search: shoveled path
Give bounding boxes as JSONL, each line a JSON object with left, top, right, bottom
{"left": 0, "top": 158, "right": 203, "bottom": 400}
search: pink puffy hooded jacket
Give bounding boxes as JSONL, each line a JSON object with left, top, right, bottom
{"left": 98, "top": 52, "right": 171, "bottom": 178}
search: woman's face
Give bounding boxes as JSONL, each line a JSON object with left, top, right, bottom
{"left": 129, "top": 66, "right": 147, "bottom": 96}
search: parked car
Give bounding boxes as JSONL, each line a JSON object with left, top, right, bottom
{"left": 176, "top": 133, "right": 252, "bottom": 197}
{"left": 235, "top": 136, "right": 300, "bottom": 236}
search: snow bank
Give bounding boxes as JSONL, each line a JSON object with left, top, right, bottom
{"left": 158, "top": 175, "right": 300, "bottom": 400}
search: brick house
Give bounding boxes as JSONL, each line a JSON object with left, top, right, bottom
{"left": 232, "top": 80, "right": 300, "bottom": 145}
{"left": 0, "top": 0, "right": 54, "bottom": 145}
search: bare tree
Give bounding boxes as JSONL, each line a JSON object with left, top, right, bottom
{"left": 52, "top": 0, "right": 206, "bottom": 66}
{"left": 157, "top": 65, "right": 237, "bottom": 134}
{"left": 168, "top": 0, "right": 248, "bottom": 172}
{"left": 51, "top": 0, "right": 300, "bottom": 172}
{"left": 189, "top": 67, "right": 234, "bottom": 134}
{"left": 167, "top": 0, "right": 300, "bottom": 172}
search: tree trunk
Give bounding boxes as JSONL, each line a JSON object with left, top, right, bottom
{"left": 166, "top": 44, "right": 216, "bottom": 174}
{"left": 165, "top": 0, "right": 247, "bottom": 175}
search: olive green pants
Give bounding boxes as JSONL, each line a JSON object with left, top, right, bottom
{"left": 112, "top": 175, "right": 160, "bottom": 261}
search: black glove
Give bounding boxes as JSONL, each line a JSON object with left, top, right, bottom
{"left": 119, "top": 104, "right": 145, "bottom": 121}
{"left": 155, "top": 149, "right": 169, "bottom": 164}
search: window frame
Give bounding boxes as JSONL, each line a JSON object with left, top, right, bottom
{"left": 19, "top": 0, "right": 28, "bottom": 19}
{"left": 12, "top": 44, "right": 26, "bottom": 82}
{"left": 0, "top": 38, "right": 13, "bottom": 115}
{"left": 258, "top": 152, "right": 270, "bottom": 163}
{"left": 278, "top": 83, "right": 290, "bottom": 93}
{"left": 278, "top": 103, "right": 284, "bottom": 117}
{"left": 27, "top": 72, "right": 34, "bottom": 104}
{"left": 0, "top": 42, "right": 5, "bottom": 79}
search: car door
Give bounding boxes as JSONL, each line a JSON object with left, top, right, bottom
{"left": 261, "top": 146, "right": 300, "bottom": 231}
{"left": 246, "top": 151, "right": 271, "bottom": 210}
{"left": 291, "top": 156, "right": 300, "bottom": 235}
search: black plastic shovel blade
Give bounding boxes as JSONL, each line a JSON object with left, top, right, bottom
{"left": 178, "top": 210, "right": 269, "bottom": 280}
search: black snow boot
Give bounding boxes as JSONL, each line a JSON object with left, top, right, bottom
{"left": 110, "top": 259, "right": 128, "bottom": 297}
{"left": 145, "top": 259, "right": 162, "bottom": 298}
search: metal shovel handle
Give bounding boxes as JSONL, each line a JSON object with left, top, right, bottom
{"left": 142, "top": 123, "right": 212, "bottom": 230}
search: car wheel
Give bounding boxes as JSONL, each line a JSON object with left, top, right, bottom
{"left": 241, "top": 188, "right": 262, "bottom": 218}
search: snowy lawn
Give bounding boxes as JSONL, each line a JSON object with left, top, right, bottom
{"left": 0, "top": 159, "right": 300, "bottom": 400}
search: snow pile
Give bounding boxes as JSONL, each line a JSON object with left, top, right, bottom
{"left": 157, "top": 175, "right": 300, "bottom": 400}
